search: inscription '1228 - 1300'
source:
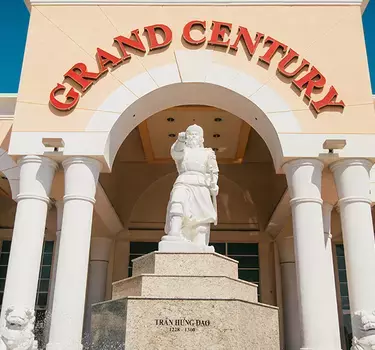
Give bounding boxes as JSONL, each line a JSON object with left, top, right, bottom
{"left": 155, "top": 318, "right": 211, "bottom": 332}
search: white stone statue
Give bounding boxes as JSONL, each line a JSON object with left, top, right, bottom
{"left": 0, "top": 306, "right": 38, "bottom": 350}
{"left": 159, "top": 124, "right": 219, "bottom": 253}
{"left": 351, "top": 310, "right": 375, "bottom": 350}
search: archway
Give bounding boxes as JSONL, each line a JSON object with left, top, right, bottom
{"left": 102, "top": 81, "right": 288, "bottom": 171}
{"left": 85, "top": 61, "right": 303, "bottom": 172}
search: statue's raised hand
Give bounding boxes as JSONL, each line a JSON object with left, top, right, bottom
{"left": 178, "top": 132, "right": 186, "bottom": 142}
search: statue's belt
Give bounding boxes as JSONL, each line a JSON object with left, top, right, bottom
{"left": 175, "top": 172, "right": 210, "bottom": 186}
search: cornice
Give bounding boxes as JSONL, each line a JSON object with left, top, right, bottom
{"left": 25, "top": 0, "right": 365, "bottom": 6}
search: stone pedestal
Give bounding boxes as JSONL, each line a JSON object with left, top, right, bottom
{"left": 91, "top": 252, "right": 279, "bottom": 350}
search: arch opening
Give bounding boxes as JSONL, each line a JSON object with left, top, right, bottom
{"left": 103, "top": 82, "right": 286, "bottom": 172}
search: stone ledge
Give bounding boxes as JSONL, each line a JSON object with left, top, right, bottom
{"left": 132, "top": 252, "right": 238, "bottom": 278}
{"left": 112, "top": 274, "right": 258, "bottom": 302}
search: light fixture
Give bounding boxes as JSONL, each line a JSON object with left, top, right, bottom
{"left": 323, "top": 139, "right": 346, "bottom": 153}
{"left": 42, "top": 138, "right": 65, "bottom": 151}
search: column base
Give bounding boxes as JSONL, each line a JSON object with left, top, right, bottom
{"left": 46, "top": 342, "right": 83, "bottom": 350}
{"left": 159, "top": 236, "right": 215, "bottom": 253}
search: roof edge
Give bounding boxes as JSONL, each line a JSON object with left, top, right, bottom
{"left": 24, "top": 0, "right": 365, "bottom": 7}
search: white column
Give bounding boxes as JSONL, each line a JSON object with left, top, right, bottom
{"left": 322, "top": 202, "right": 339, "bottom": 307}
{"left": 47, "top": 157, "right": 101, "bottom": 350}
{"left": 0, "top": 156, "right": 57, "bottom": 348}
{"left": 82, "top": 237, "right": 112, "bottom": 346}
{"left": 44, "top": 200, "right": 64, "bottom": 344}
{"left": 331, "top": 159, "right": 375, "bottom": 341}
{"left": 283, "top": 159, "right": 341, "bottom": 350}
{"left": 278, "top": 236, "right": 301, "bottom": 350}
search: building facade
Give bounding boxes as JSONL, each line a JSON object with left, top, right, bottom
{"left": 0, "top": 0, "right": 375, "bottom": 349}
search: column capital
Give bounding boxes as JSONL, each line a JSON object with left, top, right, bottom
{"left": 330, "top": 158, "right": 373, "bottom": 173}
{"left": 283, "top": 158, "right": 324, "bottom": 173}
{"left": 16, "top": 155, "right": 58, "bottom": 204}
{"left": 62, "top": 156, "right": 102, "bottom": 171}
{"left": 330, "top": 158, "right": 373, "bottom": 202}
{"left": 62, "top": 157, "right": 102, "bottom": 205}
{"left": 17, "top": 155, "right": 59, "bottom": 170}
{"left": 283, "top": 158, "right": 324, "bottom": 202}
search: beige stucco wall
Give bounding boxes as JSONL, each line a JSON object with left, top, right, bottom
{"left": 13, "top": 5, "right": 374, "bottom": 135}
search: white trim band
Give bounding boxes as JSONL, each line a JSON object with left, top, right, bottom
{"left": 337, "top": 196, "right": 372, "bottom": 205}
{"left": 63, "top": 194, "right": 96, "bottom": 204}
{"left": 289, "top": 197, "right": 323, "bottom": 206}
{"left": 16, "top": 193, "right": 51, "bottom": 204}
{"left": 26, "top": 0, "right": 364, "bottom": 5}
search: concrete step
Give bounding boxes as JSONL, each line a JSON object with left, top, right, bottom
{"left": 132, "top": 252, "right": 238, "bottom": 279}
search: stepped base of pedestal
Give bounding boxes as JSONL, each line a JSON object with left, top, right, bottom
{"left": 132, "top": 252, "right": 238, "bottom": 279}
{"left": 112, "top": 274, "right": 258, "bottom": 302}
{"left": 91, "top": 252, "right": 279, "bottom": 349}
{"left": 91, "top": 297, "right": 279, "bottom": 350}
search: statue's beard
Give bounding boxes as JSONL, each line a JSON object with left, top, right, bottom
{"left": 186, "top": 139, "right": 200, "bottom": 148}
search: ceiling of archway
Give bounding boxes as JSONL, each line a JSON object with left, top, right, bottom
{"left": 114, "top": 105, "right": 273, "bottom": 164}
{"left": 141, "top": 106, "right": 249, "bottom": 163}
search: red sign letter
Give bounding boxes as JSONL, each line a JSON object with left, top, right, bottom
{"left": 114, "top": 29, "right": 147, "bottom": 60}
{"left": 311, "top": 86, "right": 345, "bottom": 112}
{"left": 64, "top": 63, "right": 102, "bottom": 92}
{"left": 97, "top": 48, "right": 123, "bottom": 73}
{"left": 230, "top": 27, "right": 264, "bottom": 56}
{"left": 49, "top": 83, "right": 80, "bottom": 111}
{"left": 292, "top": 66, "right": 326, "bottom": 99}
{"left": 277, "top": 49, "right": 310, "bottom": 78}
{"left": 182, "top": 20, "right": 206, "bottom": 45}
{"left": 208, "top": 21, "right": 232, "bottom": 48}
{"left": 144, "top": 24, "right": 173, "bottom": 51}
{"left": 258, "top": 36, "right": 288, "bottom": 65}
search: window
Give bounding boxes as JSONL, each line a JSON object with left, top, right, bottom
{"left": 0, "top": 240, "right": 54, "bottom": 309}
{"left": 336, "top": 244, "right": 352, "bottom": 349}
{"left": 36, "top": 241, "right": 54, "bottom": 310}
{"left": 0, "top": 240, "right": 54, "bottom": 349}
{"left": 212, "top": 243, "right": 260, "bottom": 300}
{"left": 0, "top": 240, "right": 11, "bottom": 306}
{"left": 128, "top": 242, "right": 260, "bottom": 299}
{"left": 128, "top": 242, "right": 158, "bottom": 277}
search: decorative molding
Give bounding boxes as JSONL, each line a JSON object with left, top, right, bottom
{"left": 25, "top": 0, "right": 364, "bottom": 6}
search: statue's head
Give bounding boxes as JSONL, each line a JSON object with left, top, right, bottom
{"left": 186, "top": 124, "right": 204, "bottom": 148}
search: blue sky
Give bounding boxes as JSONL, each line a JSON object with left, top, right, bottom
{"left": 1, "top": 0, "right": 374, "bottom": 94}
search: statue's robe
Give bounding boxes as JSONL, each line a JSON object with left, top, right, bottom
{"left": 165, "top": 143, "right": 219, "bottom": 242}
